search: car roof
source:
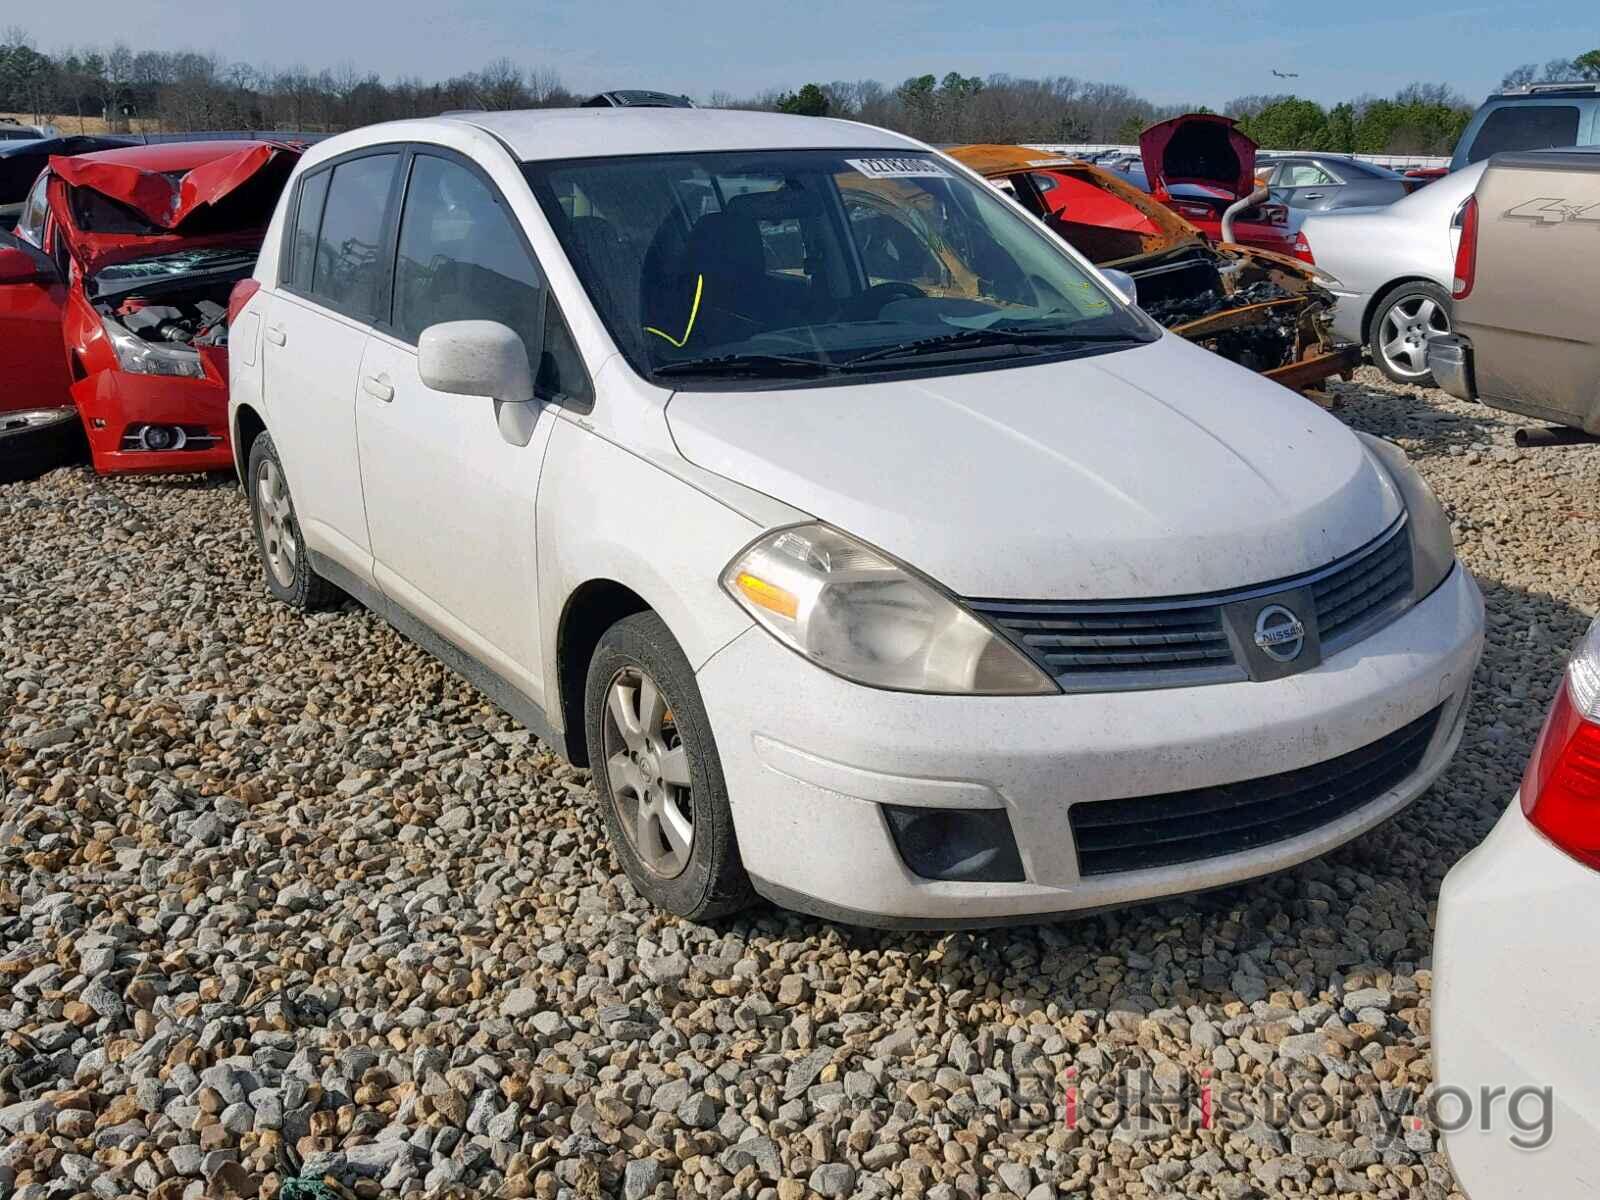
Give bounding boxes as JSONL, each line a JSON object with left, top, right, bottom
{"left": 444, "top": 108, "right": 921, "bottom": 161}
{"left": 54, "top": 139, "right": 283, "bottom": 173}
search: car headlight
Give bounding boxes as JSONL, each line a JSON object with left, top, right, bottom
{"left": 101, "top": 317, "right": 205, "bottom": 379}
{"left": 722, "top": 524, "right": 1058, "bottom": 695}
{"left": 1357, "top": 432, "right": 1455, "bottom": 600}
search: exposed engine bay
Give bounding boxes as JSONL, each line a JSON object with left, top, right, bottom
{"left": 1133, "top": 248, "right": 1343, "bottom": 379}
{"left": 89, "top": 248, "right": 259, "bottom": 352}
{"left": 101, "top": 288, "right": 230, "bottom": 349}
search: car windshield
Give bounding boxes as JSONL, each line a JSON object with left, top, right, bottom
{"left": 523, "top": 148, "right": 1152, "bottom": 386}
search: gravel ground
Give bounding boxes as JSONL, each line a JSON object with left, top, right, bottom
{"left": 1, "top": 369, "right": 1594, "bottom": 1200}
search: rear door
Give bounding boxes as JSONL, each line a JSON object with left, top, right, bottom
{"left": 356, "top": 147, "right": 585, "bottom": 705}
{"left": 261, "top": 148, "right": 403, "bottom": 579}
{"left": 0, "top": 175, "right": 72, "bottom": 412}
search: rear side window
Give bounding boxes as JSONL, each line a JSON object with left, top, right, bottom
{"left": 287, "top": 169, "right": 330, "bottom": 291}
{"left": 311, "top": 153, "right": 398, "bottom": 317}
{"left": 1468, "top": 105, "right": 1581, "bottom": 163}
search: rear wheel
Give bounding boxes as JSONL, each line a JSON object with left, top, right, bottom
{"left": 584, "top": 612, "right": 753, "bottom": 921}
{"left": 0, "top": 408, "right": 87, "bottom": 485}
{"left": 246, "top": 432, "right": 340, "bottom": 610}
{"left": 1369, "top": 282, "right": 1452, "bottom": 385}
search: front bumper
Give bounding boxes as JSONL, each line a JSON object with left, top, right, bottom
{"left": 696, "top": 565, "right": 1483, "bottom": 926}
{"left": 1427, "top": 334, "right": 1476, "bottom": 402}
{"left": 71, "top": 369, "right": 233, "bottom": 475}
{"left": 1434, "top": 800, "right": 1600, "bottom": 1198}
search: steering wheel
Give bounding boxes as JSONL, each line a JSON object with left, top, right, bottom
{"left": 840, "top": 281, "right": 926, "bottom": 320}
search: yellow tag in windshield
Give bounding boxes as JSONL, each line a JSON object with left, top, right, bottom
{"left": 646, "top": 273, "right": 704, "bottom": 348}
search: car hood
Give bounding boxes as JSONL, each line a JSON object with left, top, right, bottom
{"left": 46, "top": 143, "right": 298, "bottom": 275}
{"left": 49, "top": 141, "right": 297, "bottom": 229}
{"left": 1141, "top": 114, "right": 1258, "bottom": 200}
{"left": 666, "top": 335, "right": 1401, "bottom": 600}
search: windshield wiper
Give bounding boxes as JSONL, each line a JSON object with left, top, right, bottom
{"left": 653, "top": 353, "right": 843, "bottom": 379}
{"left": 846, "top": 327, "right": 1138, "bottom": 367}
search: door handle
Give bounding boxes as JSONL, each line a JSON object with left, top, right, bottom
{"left": 1301, "top": 192, "right": 1324, "bottom": 199}
{"left": 362, "top": 374, "right": 394, "bottom": 402}
{"left": 264, "top": 325, "right": 287, "bottom": 346}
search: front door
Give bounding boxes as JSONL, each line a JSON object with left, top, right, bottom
{"left": 1271, "top": 159, "right": 1342, "bottom": 211}
{"left": 261, "top": 149, "right": 403, "bottom": 578}
{"left": 0, "top": 178, "right": 71, "bottom": 412}
{"left": 355, "top": 149, "right": 561, "bottom": 704}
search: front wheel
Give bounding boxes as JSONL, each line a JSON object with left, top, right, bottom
{"left": 1369, "top": 282, "right": 1452, "bottom": 385}
{"left": 0, "top": 408, "right": 87, "bottom": 485}
{"left": 584, "top": 612, "right": 753, "bottom": 921}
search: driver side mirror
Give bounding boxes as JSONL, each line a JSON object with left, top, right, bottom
{"left": 418, "top": 320, "right": 537, "bottom": 403}
{"left": 1102, "top": 268, "right": 1138, "bottom": 307}
{"left": 0, "top": 244, "right": 49, "bottom": 286}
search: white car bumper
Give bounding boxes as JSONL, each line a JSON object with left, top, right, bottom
{"left": 697, "top": 565, "right": 1483, "bottom": 925}
{"left": 1434, "top": 799, "right": 1600, "bottom": 1198}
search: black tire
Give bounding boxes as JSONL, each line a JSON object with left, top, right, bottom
{"left": 1368, "top": 281, "right": 1452, "bottom": 386}
{"left": 245, "top": 431, "right": 340, "bottom": 611}
{"left": 0, "top": 408, "right": 87, "bottom": 485}
{"left": 584, "top": 612, "right": 754, "bottom": 921}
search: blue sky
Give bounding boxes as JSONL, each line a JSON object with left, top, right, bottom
{"left": 26, "top": 0, "right": 1597, "bottom": 107}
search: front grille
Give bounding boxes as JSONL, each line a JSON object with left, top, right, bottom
{"left": 1312, "top": 525, "right": 1412, "bottom": 651}
{"left": 968, "top": 518, "right": 1412, "bottom": 693}
{"left": 1068, "top": 705, "right": 1442, "bottom": 877}
{"left": 968, "top": 601, "right": 1243, "bottom": 692}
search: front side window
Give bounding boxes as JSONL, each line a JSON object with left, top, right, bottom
{"left": 16, "top": 172, "right": 49, "bottom": 247}
{"left": 393, "top": 155, "right": 543, "bottom": 359}
{"left": 1283, "top": 163, "right": 1337, "bottom": 187}
{"left": 392, "top": 153, "right": 589, "bottom": 405}
{"left": 1468, "top": 105, "right": 1581, "bottom": 163}
{"left": 525, "top": 149, "right": 1152, "bottom": 389}
{"left": 311, "top": 153, "right": 398, "bottom": 317}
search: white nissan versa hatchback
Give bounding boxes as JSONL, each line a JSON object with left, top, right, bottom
{"left": 228, "top": 109, "right": 1485, "bottom": 926}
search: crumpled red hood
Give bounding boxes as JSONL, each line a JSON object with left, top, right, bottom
{"left": 1140, "top": 114, "right": 1259, "bottom": 200}
{"left": 49, "top": 142, "right": 291, "bottom": 229}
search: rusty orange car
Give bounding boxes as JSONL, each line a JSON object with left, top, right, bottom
{"left": 947, "top": 143, "right": 1360, "bottom": 395}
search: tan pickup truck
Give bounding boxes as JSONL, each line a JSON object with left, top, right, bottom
{"left": 1428, "top": 148, "right": 1600, "bottom": 432}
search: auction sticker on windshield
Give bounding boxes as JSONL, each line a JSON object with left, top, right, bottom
{"left": 846, "top": 156, "right": 950, "bottom": 179}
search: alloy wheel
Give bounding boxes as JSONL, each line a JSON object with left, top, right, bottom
{"left": 255, "top": 458, "right": 298, "bottom": 590}
{"left": 1379, "top": 294, "right": 1451, "bottom": 379}
{"left": 602, "top": 667, "right": 694, "bottom": 879}
{"left": 0, "top": 408, "right": 78, "bottom": 435}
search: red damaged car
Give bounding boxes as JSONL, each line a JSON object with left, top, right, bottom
{"left": 0, "top": 140, "right": 300, "bottom": 482}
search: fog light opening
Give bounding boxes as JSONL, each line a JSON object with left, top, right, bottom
{"left": 884, "top": 805, "right": 1025, "bottom": 883}
{"left": 137, "top": 424, "right": 186, "bottom": 452}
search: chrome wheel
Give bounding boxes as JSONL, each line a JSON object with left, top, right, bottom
{"left": 602, "top": 667, "right": 694, "bottom": 879}
{"left": 1378, "top": 293, "right": 1450, "bottom": 379}
{"left": 254, "top": 458, "right": 298, "bottom": 590}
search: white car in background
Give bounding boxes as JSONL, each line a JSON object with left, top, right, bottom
{"left": 1300, "top": 163, "right": 1486, "bottom": 387}
{"left": 1434, "top": 619, "right": 1600, "bottom": 1197}
{"left": 228, "top": 108, "right": 1483, "bottom": 926}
